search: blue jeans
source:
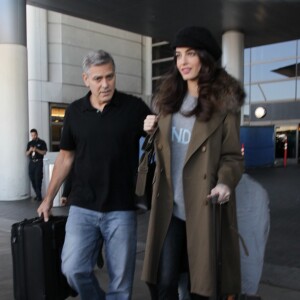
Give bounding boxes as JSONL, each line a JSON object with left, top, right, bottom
{"left": 61, "top": 206, "right": 137, "bottom": 300}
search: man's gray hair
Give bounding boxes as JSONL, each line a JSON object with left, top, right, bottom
{"left": 82, "top": 50, "right": 115, "bottom": 74}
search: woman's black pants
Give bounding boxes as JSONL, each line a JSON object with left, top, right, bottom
{"left": 147, "top": 216, "right": 209, "bottom": 300}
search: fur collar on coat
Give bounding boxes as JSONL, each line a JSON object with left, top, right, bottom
{"left": 211, "top": 68, "right": 245, "bottom": 114}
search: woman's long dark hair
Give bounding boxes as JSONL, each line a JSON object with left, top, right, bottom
{"left": 153, "top": 49, "right": 221, "bottom": 122}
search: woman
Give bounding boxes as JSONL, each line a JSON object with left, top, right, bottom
{"left": 141, "top": 26, "right": 245, "bottom": 299}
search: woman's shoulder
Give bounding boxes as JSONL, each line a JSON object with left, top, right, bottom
{"left": 212, "top": 68, "right": 246, "bottom": 114}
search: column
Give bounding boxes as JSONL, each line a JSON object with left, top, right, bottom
{"left": 0, "top": 0, "right": 29, "bottom": 200}
{"left": 222, "top": 30, "right": 245, "bottom": 124}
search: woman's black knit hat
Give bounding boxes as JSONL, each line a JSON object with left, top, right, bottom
{"left": 172, "top": 26, "right": 222, "bottom": 61}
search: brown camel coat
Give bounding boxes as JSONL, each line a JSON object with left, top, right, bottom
{"left": 141, "top": 70, "right": 245, "bottom": 297}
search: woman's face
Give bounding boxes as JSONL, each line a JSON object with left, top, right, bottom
{"left": 175, "top": 47, "right": 201, "bottom": 82}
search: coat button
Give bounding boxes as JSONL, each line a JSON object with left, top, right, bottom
{"left": 157, "top": 193, "right": 160, "bottom": 198}
{"left": 157, "top": 143, "right": 163, "bottom": 150}
{"left": 203, "top": 174, "right": 207, "bottom": 179}
{"left": 201, "top": 146, "right": 206, "bottom": 152}
{"left": 160, "top": 168, "right": 164, "bottom": 173}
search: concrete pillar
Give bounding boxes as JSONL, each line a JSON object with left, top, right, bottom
{"left": 222, "top": 30, "right": 245, "bottom": 124}
{"left": 27, "top": 6, "right": 49, "bottom": 141}
{"left": 0, "top": 0, "right": 29, "bottom": 200}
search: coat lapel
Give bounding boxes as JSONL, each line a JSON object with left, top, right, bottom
{"left": 158, "top": 113, "right": 227, "bottom": 171}
{"left": 184, "top": 113, "right": 226, "bottom": 165}
{"left": 157, "top": 115, "right": 172, "bottom": 177}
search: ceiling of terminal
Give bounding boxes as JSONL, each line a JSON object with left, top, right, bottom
{"left": 27, "top": 0, "right": 300, "bottom": 48}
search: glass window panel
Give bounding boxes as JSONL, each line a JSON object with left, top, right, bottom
{"left": 152, "top": 78, "right": 159, "bottom": 94}
{"left": 249, "top": 84, "right": 266, "bottom": 103}
{"left": 49, "top": 104, "right": 68, "bottom": 152}
{"left": 51, "top": 107, "right": 66, "bottom": 123}
{"left": 152, "top": 60, "right": 173, "bottom": 77}
{"left": 244, "top": 84, "right": 250, "bottom": 104}
{"left": 250, "top": 59, "right": 297, "bottom": 82}
{"left": 50, "top": 124, "right": 63, "bottom": 152}
{"left": 244, "top": 65, "right": 250, "bottom": 84}
{"left": 258, "top": 80, "right": 296, "bottom": 102}
{"left": 244, "top": 48, "right": 250, "bottom": 65}
{"left": 251, "top": 41, "right": 297, "bottom": 63}
{"left": 243, "top": 104, "right": 250, "bottom": 117}
{"left": 51, "top": 125, "right": 63, "bottom": 142}
{"left": 152, "top": 43, "right": 173, "bottom": 60}
{"left": 296, "top": 80, "right": 300, "bottom": 99}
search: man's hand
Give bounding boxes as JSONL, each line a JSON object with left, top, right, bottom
{"left": 37, "top": 198, "right": 53, "bottom": 222}
{"left": 144, "top": 115, "right": 158, "bottom": 134}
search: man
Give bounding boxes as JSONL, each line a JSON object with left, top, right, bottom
{"left": 38, "top": 49, "right": 151, "bottom": 299}
{"left": 26, "top": 128, "right": 47, "bottom": 201}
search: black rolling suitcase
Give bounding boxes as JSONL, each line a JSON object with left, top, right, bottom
{"left": 11, "top": 216, "right": 76, "bottom": 300}
{"left": 211, "top": 197, "right": 261, "bottom": 300}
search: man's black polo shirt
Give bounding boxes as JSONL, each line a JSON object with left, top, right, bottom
{"left": 60, "top": 90, "right": 151, "bottom": 212}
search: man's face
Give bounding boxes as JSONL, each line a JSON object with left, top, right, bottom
{"left": 82, "top": 63, "right": 116, "bottom": 105}
{"left": 30, "top": 132, "right": 38, "bottom": 140}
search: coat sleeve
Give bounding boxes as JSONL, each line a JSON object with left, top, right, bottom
{"left": 217, "top": 112, "right": 244, "bottom": 191}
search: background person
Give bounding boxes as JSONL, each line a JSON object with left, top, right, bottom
{"left": 141, "top": 26, "right": 245, "bottom": 299}
{"left": 26, "top": 128, "right": 47, "bottom": 201}
{"left": 38, "top": 49, "right": 151, "bottom": 300}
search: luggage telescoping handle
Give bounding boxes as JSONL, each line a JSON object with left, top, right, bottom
{"left": 211, "top": 195, "right": 223, "bottom": 300}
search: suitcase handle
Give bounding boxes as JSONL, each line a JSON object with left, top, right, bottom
{"left": 211, "top": 195, "right": 222, "bottom": 300}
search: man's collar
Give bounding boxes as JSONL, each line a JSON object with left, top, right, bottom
{"left": 81, "top": 90, "right": 120, "bottom": 112}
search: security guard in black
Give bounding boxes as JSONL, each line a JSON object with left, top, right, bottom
{"left": 26, "top": 129, "right": 47, "bottom": 201}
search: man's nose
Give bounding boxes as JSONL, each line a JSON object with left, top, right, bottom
{"left": 102, "top": 79, "right": 109, "bottom": 88}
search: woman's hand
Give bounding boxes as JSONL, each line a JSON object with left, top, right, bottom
{"left": 208, "top": 183, "right": 231, "bottom": 204}
{"left": 144, "top": 115, "right": 158, "bottom": 134}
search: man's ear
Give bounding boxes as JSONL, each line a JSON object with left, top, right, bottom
{"left": 82, "top": 72, "right": 89, "bottom": 87}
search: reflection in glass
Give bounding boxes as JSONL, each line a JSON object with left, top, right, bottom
{"left": 261, "top": 80, "right": 296, "bottom": 101}
{"left": 250, "top": 59, "right": 296, "bottom": 82}
{"left": 250, "top": 40, "right": 297, "bottom": 63}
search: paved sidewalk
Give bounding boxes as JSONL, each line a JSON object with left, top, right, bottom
{"left": 0, "top": 165, "right": 300, "bottom": 299}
